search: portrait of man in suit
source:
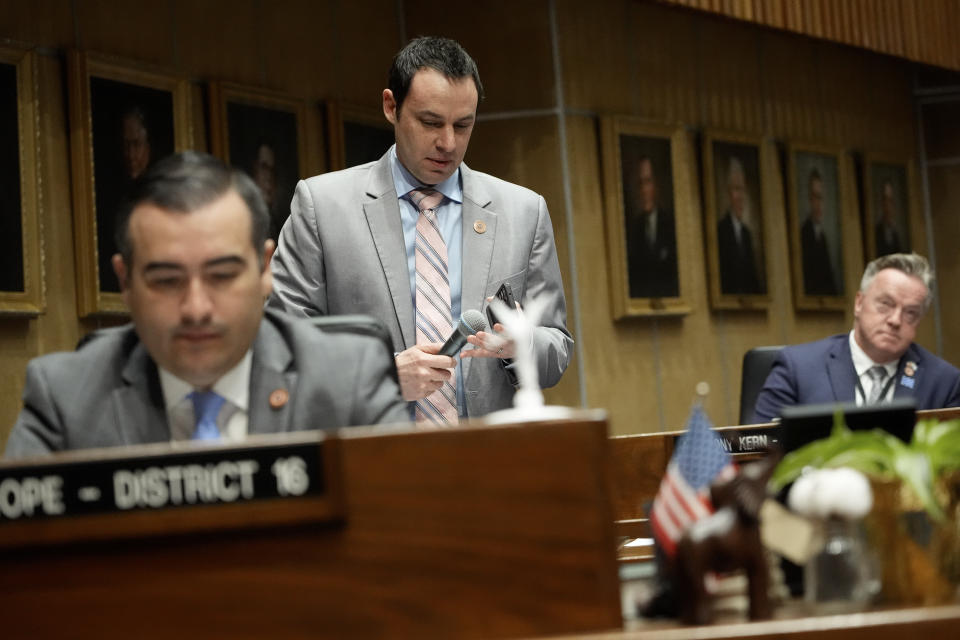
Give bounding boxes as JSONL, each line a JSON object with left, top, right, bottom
{"left": 871, "top": 167, "right": 910, "bottom": 259}
{"left": 224, "top": 100, "right": 301, "bottom": 242}
{"left": 5, "top": 152, "right": 407, "bottom": 458}
{"left": 753, "top": 253, "right": 960, "bottom": 422}
{"left": 0, "top": 60, "right": 25, "bottom": 294}
{"left": 622, "top": 145, "right": 678, "bottom": 299}
{"left": 800, "top": 167, "right": 840, "bottom": 295}
{"left": 90, "top": 79, "right": 176, "bottom": 295}
{"left": 268, "top": 36, "right": 572, "bottom": 424}
{"left": 715, "top": 154, "right": 764, "bottom": 295}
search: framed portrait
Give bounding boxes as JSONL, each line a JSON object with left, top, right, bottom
{"left": 787, "top": 144, "right": 846, "bottom": 310}
{"left": 601, "top": 117, "right": 691, "bottom": 318}
{"left": 702, "top": 132, "right": 770, "bottom": 310}
{"left": 67, "top": 51, "right": 192, "bottom": 316}
{"left": 209, "top": 82, "right": 310, "bottom": 241}
{"left": 0, "top": 46, "right": 43, "bottom": 315}
{"left": 863, "top": 155, "right": 912, "bottom": 260}
{"left": 326, "top": 101, "right": 394, "bottom": 171}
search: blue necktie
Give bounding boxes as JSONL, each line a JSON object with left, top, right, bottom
{"left": 189, "top": 391, "right": 225, "bottom": 441}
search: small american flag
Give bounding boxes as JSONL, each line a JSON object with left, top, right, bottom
{"left": 650, "top": 405, "right": 735, "bottom": 557}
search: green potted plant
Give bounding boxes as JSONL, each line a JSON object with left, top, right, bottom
{"left": 770, "top": 414, "right": 960, "bottom": 604}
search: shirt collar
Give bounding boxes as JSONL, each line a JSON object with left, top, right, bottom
{"left": 848, "top": 330, "right": 898, "bottom": 377}
{"left": 389, "top": 144, "right": 462, "bottom": 204}
{"left": 158, "top": 350, "right": 253, "bottom": 412}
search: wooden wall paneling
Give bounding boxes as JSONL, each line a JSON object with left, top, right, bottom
{"left": 335, "top": 0, "right": 401, "bottom": 108}
{"left": 174, "top": 1, "right": 261, "bottom": 84}
{"left": 74, "top": 1, "right": 175, "bottom": 67}
{"left": 758, "top": 31, "right": 823, "bottom": 143}
{"left": 462, "top": 115, "right": 581, "bottom": 409}
{"left": 696, "top": 18, "right": 765, "bottom": 132}
{"left": 402, "top": 0, "right": 554, "bottom": 113}
{"left": 0, "top": 1, "right": 73, "bottom": 48}
{"left": 254, "top": 0, "right": 339, "bottom": 101}
{"left": 627, "top": 1, "right": 701, "bottom": 124}
{"left": 558, "top": 0, "right": 633, "bottom": 114}
{"left": 929, "top": 164, "right": 960, "bottom": 365}
{"left": 564, "top": 115, "right": 662, "bottom": 434}
{"left": 655, "top": 129, "right": 730, "bottom": 428}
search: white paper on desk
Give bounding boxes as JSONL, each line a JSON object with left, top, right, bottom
{"left": 623, "top": 537, "right": 655, "bottom": 548}
{"left": 760, "top": 499, "right": 824, "bottom": 565}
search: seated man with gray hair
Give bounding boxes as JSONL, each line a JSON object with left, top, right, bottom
{"left": 753, "top": 253, "right": 960, "bottom": 423}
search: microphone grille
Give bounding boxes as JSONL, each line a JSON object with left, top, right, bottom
{"left": 461, "top": 309, "right": 488, "bottom": 334}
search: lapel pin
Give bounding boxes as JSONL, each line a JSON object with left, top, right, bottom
{"left": 473, "top": 220, "right": 486, "bottom": 234}
{"left": 904, "top": 361, "right": 917, "bottom": 377}
{"left": 269, "top": 388, "right": 289, "bottom": 409}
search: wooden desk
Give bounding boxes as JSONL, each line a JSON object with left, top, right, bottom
{"left": 0, "top": 414, "right": 622, "bottom": 639}
{"left": 545, "top": 603, "right": 960, "bottom": 639}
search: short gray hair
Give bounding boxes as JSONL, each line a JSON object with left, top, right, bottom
{"left": 859, "top": 252, "right": 934, "bottom": 310}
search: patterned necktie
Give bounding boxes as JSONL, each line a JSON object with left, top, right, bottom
{"left": 410, "top": 188, "right": 458, "bottom": 425}
{"left": 189, "top": 390, "right": 225, "bottom": 440}
{"left": 866, "top": 366, "right": 889, "bottom": 404}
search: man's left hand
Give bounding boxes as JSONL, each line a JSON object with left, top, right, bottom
{"left": 463, "top": 324, "right": 515, "bottom": 360}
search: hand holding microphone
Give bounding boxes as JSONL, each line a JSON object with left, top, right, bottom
{"left": 394, "top": 310, "right": 488, "bottom": 401}
{"left": 439, "top": 309, "right": 489, "bottom": 356}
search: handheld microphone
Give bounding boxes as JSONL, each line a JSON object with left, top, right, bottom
{"left": 439, "top": 309, "right": 488, "bottom": 356}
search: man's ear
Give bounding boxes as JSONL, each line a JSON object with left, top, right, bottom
{"left": 260, "top": 240, "right": 276, "bottom": 298}
{"left": 112, "top": 254, "right": 128, "bottom": 290}
{"left": 112, "top": 254, "right": 131, "bottom": 304}
{"left": 382, "top": 89, "right": 397, "bottom": 125}
{"left": 853, "top": 290, "right": 863, "bottom": 317}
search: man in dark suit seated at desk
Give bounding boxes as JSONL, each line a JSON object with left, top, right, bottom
{"left": 5, "top": 152, "right": 407, "bottom": 458}
{"left": 753, "top": 253, "right": 960, "bottom": 423}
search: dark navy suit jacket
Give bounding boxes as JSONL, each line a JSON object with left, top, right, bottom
{"left": 752, "top": 334, "right": 960, "bottom": 423}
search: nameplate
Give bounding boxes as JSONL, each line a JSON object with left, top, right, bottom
{"left": 0, "top": 441, "right": 325, "bottom": 523}
{"left": 669, "top": 425, "right": 781, "bottom": 456}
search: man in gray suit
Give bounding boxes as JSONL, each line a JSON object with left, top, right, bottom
{"left": 269, "top": 37, "right": 572, "bottom": 422}
{"left": 5, "top": 152, "right": 407, "bottom": 458}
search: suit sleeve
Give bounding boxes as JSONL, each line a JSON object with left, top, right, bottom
{"left": 268, "top": 180, "right": 328, "bottom": 318}
{"left": 525, "top": 196, "right": 574, "bottom": 389}
{"left": 4, "top": 360, "right": 65, "bottom": 458}
{"left": 943, "top": 366, "right": 960, "bottom": 409}
{"left": 350, "top": 336, "right": 409, "bottom": 426}
{"left": 751, "top": 350, "right": 798, "bottom": 423}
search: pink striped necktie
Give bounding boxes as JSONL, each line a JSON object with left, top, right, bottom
{"left": 410, "top": 188, "right": 458, "bottom": 425}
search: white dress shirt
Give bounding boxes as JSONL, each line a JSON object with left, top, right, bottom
{"left": 159, "top": 351, "right": 253, "bottom": 441}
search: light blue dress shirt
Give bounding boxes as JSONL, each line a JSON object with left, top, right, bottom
{"left": 389, "top": 146, "right": 466, "bottom": 417}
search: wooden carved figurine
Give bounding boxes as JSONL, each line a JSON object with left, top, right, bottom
{"left": 673, "top": 449, "right": 782, "bottom": 625}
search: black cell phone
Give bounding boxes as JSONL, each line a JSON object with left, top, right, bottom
{"left": 485, "top": 282, "right": 517, "bottom": 329}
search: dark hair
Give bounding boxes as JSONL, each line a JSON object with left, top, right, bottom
{"left": 388, "top": 36, "right": 484, "bottom": 113}
{"left": 114, "top": 151, "right": 270, "bottom": 266}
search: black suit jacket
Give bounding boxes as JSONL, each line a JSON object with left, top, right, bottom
{"left": 717, "top": 212, "right": 762, "bottom": 295}
{"left": 626, "top": 206, "right": 679, "bottom": 298}
{"left": 801, "top": 218, "right": 838, "bottom": 295}
{"left": 753, "top": 334, "right": 960, "bottom": 422}
{"left": 875, "top": 222, "right": 903, "bottom": 257}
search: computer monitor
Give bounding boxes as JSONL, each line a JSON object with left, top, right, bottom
{"left": 779, "top": 397, "right": 917, "bottom": 454}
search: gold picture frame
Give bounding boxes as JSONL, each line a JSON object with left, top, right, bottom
{"left": 787, "top": 143, "right": 847, "bottom": 311}
{"left": 600, "top": 117, "right": 691, "bottom": 318}
{"left": 67, "top": 50, "right": 192, "bottom": 317}
{"left": 863, "top": 153, "right": 913, "bottom": 261}
{"left": 702, "top": 131, "right": 771, "bottom": 310}
{"left": 0, "top": 46, "right": 44, "bottom": 315}
{"left": 325, "top": 100, "right": 394, "bottom": 171}
{"left": 209, "top": 82, "right": 311, "bottom": 240}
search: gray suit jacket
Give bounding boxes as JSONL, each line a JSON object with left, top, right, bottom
{"left": 4, "top": 310, "right": 408, "bottom": 458}
{"left": 268, "top": 151, "right": 573, "bottom": 416}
